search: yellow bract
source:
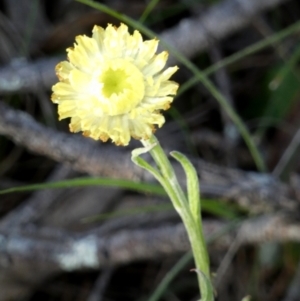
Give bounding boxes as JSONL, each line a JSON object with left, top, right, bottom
{"left": 52, "top": 23, "right": 178, "bottom": 146}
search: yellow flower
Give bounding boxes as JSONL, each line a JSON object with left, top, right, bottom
{"left": 52, "top": 23, "right": 179, "bottom": 146}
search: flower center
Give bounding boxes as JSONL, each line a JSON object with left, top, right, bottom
{"left": 98, "top": 59, "right": 145, "bottom": 115}
{"left": 101, "top": 68, "right": 128, "bottom": 98}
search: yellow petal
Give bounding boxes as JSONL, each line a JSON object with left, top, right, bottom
{"left": 155, "top": 81, "right": 179, "bottom": 97}
{"left": 136, "top": 39, "right": 158, "bottom": 67}
{"left": 92, "top": 25, "right": 105, "bottom": 51}
{"left": 55, "top": 61, "right": 74, "bottom": 81}
{"left": 155, "top": 66, "right": 179, "bottom": 82}
{"left": 142, "top": 51, "right": 168, "bottom": 77}
{"left": 75, "top": 35, "right": 99, "bottom": 59}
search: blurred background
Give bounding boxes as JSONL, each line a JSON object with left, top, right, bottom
{"left": 1, "top": 0, "right": 300, "bottom": 300}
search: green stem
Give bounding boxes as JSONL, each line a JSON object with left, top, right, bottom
{"left": 141, "top": 135, "right": 213, "bottom": 301}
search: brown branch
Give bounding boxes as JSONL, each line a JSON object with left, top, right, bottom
{"left": 0, "top": 101, "right": 297, "bottom": 215}
{"left": 0, "top": 164, "right": 75, "bottom": 230}
{"left": 0, "top": 57, "right": 60, "bottom": 94}
{"left": 0, "top": 102, "right": 298, "bottom": 213}
{"left": 161, "top": 0, "right": 291, "bottom": 64}
{"left": 1, "top": 214, "right": 300, "bottom": 300}
{"left": 0, "top": 101, "right": 143, "bottom": 180}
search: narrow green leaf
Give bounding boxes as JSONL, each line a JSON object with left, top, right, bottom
{"left": 131, "top": 146, "right": 165, "bottom": 185}
{"left": 170, "top": 151, "right": 200, "bottom": 225}
{"left": 191, "top": 268, "right": 215, "bottom": 301}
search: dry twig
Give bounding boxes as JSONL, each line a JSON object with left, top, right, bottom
{"left": 0, "top": 101, "right": 297, "bottom": 214}
{"left": 0, "top": 214, "right": 299, "bottom": 300}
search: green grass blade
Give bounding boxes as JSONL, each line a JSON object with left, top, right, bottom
{"left": 168, "top": 107, "right": 198, "bottom": 156}
{"left": 0, "top": 176, "right": 239, "bottom": 219}
{"left": 178, "top": 20, "right": 300, "bottom": 96}
{"left": 85, "top": 198, "right": 239, "bottom": 223}
{"left": 139, "top": 0, "right": 161, "bottom": 23}
{"left": 147, "top": 251, "right": 193, "bottom": 301}
{"left": 0, "top": 177, "right": 166, "bottom": 196}
{"left": 21, "top": 0, "right": 39, "bottom": 56}
{"left": 83, "top": 203, "right": 174, "bottom": 223}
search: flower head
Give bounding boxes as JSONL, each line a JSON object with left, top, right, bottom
{"left": 52, "top": 23, "right": 178, "bottom": 146}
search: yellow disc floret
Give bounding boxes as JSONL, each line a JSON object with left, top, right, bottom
{"left": 51, "top": 23, "right": 179, "bottom": 146}
{"left": 98, "top": 59, "right": 145, "bottom": 115}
